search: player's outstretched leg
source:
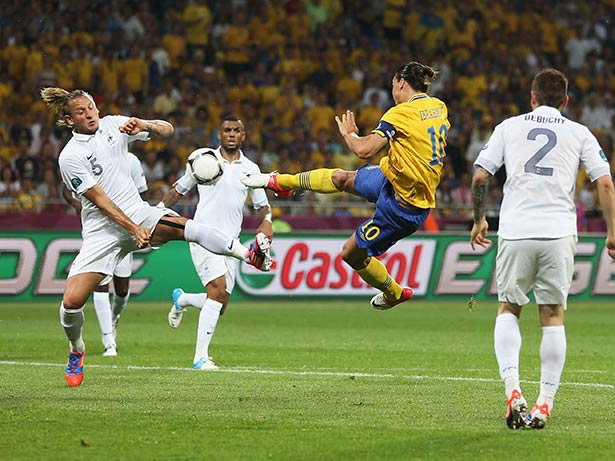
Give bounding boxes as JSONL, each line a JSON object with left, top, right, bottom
{"left": 168, "top": 288, "right": 186, "bottom": 328}
{"left": 241, "top": 171, "right": 294, "bottom": 197}
{"left": 241, "top": 169, "right": 341, "bottom": 197}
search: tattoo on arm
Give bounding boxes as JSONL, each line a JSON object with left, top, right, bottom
{"left": 145, "top": 120, "right": 173, "bottom": 138}
{"left": 472, "top": 167, "right": 492, "bottom": 223}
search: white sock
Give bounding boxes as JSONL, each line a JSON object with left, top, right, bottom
{"left": 494, "top": 313, "right": 522, "bottom": 398}
{"left": 193, "top": 298, "right": 222, "bottom": 363}
{"left": 179, "top": 292, "right": 208, "bottom": 309}
{"left": 536, "top": 325, "right": 566, "bottom": 411}
{"left": 93, "top": 292, "right": 115, "bottom": 347}
{"left": 184, "top": 219, "right": 248, "bottom": 260}
{"left": 59, "top": 303, "right": 85, "bottom": 353}
{"left": 112, "top": 292, "right": 130, "bottom": 322}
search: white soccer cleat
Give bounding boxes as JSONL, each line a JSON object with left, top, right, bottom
{"left": 370, "top": 287, "right": 414, "bottom": 310}
{"left": 102, "top": 345, "right": 117, "bottom": 357}
{"left": 193, "top": 357, "right": 219, "bottom": 370}
{"left": 240, "top": 172, "right": 270, "bottom": 188}
{"left": 527, "top": 403, "right": 550, "bottom": 429}
{"left": 505, "top": 389, "right": 528, "bottom": 429}
{"left": 168, "top": 288, "right": 186, "bottom": 328}
{"left": 244, "top": 232, "right": 274, "bottom": 271}
{"left": 240, "top": 172, "right": 294, "bottom": 197}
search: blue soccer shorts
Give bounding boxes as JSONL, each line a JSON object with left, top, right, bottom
{"left": 353, "top": 164, "right": 430, "bottom": 256}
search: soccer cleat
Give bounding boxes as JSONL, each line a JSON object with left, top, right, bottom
{"left": 505, "top": 389, "right": 528, "bottom": 429}
{"left": 193, "top": 357, "right": 219, "bottom": 370}
{"left": 240, "top": 172, "right": 294, "bottom": 197}
{"left": 168, "top": 288, "right": 186, "bottom": 329}
{"left": 370, "top": 287, "right": 414, "bottom": 310}
{"left": 527, "top": 403, "right": 550, "bottom": 429}
{"left": 64, "top": 349, "right": 85, "bottom": 387}
{"left": 244, "top": 232, "right": 274, "bottom": 271}
{"left": 102, "top": 344, "right": 117, "bottom": 357}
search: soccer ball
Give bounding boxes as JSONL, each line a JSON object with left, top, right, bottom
{"left": 187, "top": 149, "right": 225, "bottom": 185}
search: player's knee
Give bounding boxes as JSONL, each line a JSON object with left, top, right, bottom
{"left": 332, "top": 170, "right": 355, "bottom": 192}
{"left": 63, "top": 292, "right": 87, "bottom": 310}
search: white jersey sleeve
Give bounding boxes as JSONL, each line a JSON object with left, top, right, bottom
{"left": 107, "top": 115, "right": 150, "bottom": 144}
{"left": 174, "top": 171, "right": 197, "bottom": 195}
{"left": 58, "top": 148, "right": 98, "bottom": 194}
{"left": 128, "top": 152, "right": 148, "bottom": 193}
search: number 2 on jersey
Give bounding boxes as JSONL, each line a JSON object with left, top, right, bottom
{"left": 428, "top": 124, "right": 448, "bottom": 166}
{"left": 524, "top": 128, "right": 556, "bottom": 176}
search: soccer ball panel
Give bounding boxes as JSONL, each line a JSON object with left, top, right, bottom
{"left": 187, "top": 149, "right": 225, "bottom": 185}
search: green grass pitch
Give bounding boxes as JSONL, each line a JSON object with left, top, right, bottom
{"left": 1, "top": 299, "right": 614, "bottom": 460}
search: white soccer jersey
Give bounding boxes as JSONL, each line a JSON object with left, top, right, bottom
{"left": 58, "top": 115, "right": 149, "bottom": 234}
{"left": 174, "top": 147, "right": 268, "bottom": 238}
{"left": 475, "top": 105, "right": 610, "bottom": 239}
{"left": 128, "top": 152, "right": 148, "bottom": 193}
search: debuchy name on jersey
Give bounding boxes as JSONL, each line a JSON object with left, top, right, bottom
{"left": 475, "top": 105, "right": 610, "bottom": 240}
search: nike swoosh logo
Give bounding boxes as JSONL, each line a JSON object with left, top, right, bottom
{"left": 87, "top": 154, "right": 93, "bottom": 159}
{"left": 227, "top": 241, "right": 234, "bottom": 251}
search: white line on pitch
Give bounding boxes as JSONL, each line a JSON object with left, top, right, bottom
{"left": 0, "top": 360, "right": 612, "bottom": 389}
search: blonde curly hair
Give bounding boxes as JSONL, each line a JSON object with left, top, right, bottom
{"left": 40, "top": 87, "right": 94, "bottom": 127}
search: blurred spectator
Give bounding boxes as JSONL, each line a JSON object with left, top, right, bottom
{"left": 141, "top": 150, "right": 165, "bottom": 184}
{"left": 580, "top": 93, "right": 614, "bottom": 132}
{"left": 15, "top": 177, "right": 42, "bottom": 212}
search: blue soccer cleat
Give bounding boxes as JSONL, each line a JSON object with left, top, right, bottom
{"left": 64, "top": 349, "right": 85, "bottom": 387}
{"left": 168, "top": 288, "right": 186, "bottom": 328}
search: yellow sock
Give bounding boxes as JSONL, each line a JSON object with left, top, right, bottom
{"left": 277, "top": 169, "right": 341, "bottom": 193}
{"left": 356, "top": 258, "right": 403, "bottom": 301}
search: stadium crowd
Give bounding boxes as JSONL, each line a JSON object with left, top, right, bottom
{"left": 0, "top": 0, "right": 614, "bottom": 230}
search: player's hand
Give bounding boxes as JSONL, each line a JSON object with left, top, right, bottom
{"left": 606, "top": 235, "right": 615, "bottom": 259}
{"left": 256, "top": 220, "right": 273, "bottom": 242}
{"left": 335, "top": 110, "right": 359, "bottom": 138}
{"left": 133, "top": 226, "right": 151, "bottom": 248}
{"left": 119, "top": 118, "right": 146, "bottom": 135}
{"left": 470, "top": 219, "right": 491, "bottom": 250}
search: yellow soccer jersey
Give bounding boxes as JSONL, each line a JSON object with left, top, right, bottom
{"left": 372, "top": 93, "right": 450, "bottom": 208}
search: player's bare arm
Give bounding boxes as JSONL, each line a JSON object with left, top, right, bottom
{"left": 159, "top": 187, "right": 183, "bottom": 208}
{"left": 470, "top": 166, "right": 492, "bottom": 250}
{"left": 83, "top": 184, "right": 151, "bottom": 247}
{"left": 594, "top": 175, "right": 615, "bottom": 259}
{"left": 335, "top": 110, "right": 388, "bottom": 161}
{"left": 255, "top": 205, "right": 273, "bottom": 241}
{"left": 119, "top": 118, "right": 174, "bottom": 138}
{"left": 61, "top": 185, "right": 82, "bottom": 214}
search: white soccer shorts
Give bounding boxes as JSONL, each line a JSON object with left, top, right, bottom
{"left": 113, "top": 253, "right": 132, "bottom": 278}
{"left": 496, "top": 235, "right": 577, "bottom": 309}
{"left": 189, "top": 242, "right": 238, "bottom": 293}
{"left": 68, "top": 203, "right": 172, "bottom": 281}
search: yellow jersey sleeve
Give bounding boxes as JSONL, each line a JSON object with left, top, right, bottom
{"left": 372, "top": 94, "right": 450, "bottom": 208}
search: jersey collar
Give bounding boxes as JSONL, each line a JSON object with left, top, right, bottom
{"left": 407, "top": 93, "right": 429, "bottom": 102}
{"left": 72, "top": 129, "right": 98, "bottom": 142}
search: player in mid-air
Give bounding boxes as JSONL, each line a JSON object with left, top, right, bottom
{"left": 63, "top": 152, "right": 148, "bottom": 357}
{"left": 242, "top": 61, "right": 450, "bottom": 309}
{"left": 41, "top": 87, "right": 273, "bottom": 386}
{"left": 470, "top": 68, "right": 615, "bottom": 429}
{"left": 160, "top": 115, "right": 273, "bottom": 370}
